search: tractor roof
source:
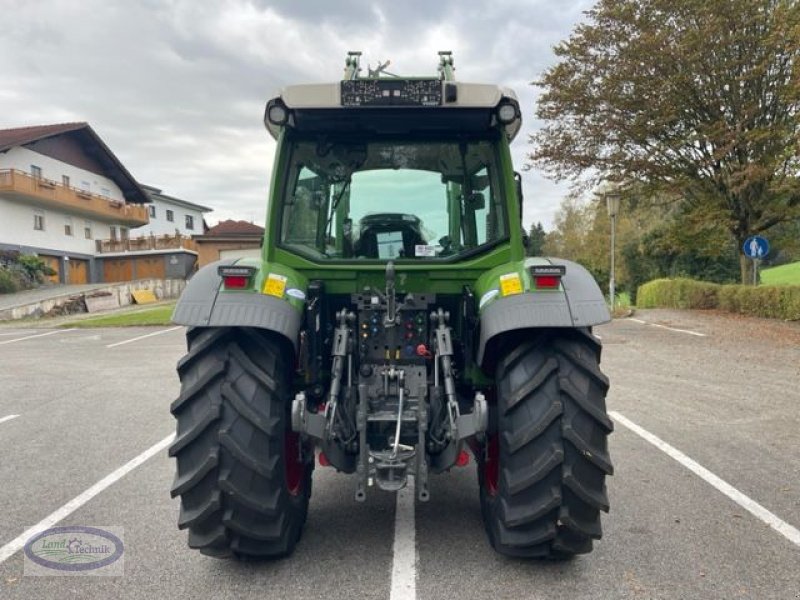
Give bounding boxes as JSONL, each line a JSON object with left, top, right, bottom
{"left": 265, "top": 80, "right": 521, "bottom": 142}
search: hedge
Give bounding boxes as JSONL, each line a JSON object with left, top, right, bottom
{"left": 637, "top": 277, "right": 800, "bottom": 321}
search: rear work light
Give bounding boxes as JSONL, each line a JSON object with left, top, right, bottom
{"left": 530, "top": 264, "right": 566, "bottom": 289}
{"left": 218, "top": 265, "right": 256, "bottom": 289}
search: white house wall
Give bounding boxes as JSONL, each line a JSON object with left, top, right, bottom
{"left": 0, "top": 197, "right": 112, "bottom": 255}
{"left": 0, "top": 146, "right": 125, "bottom": 201}
{"left": 131, "top": 197, "right": 206, "bottom": 237}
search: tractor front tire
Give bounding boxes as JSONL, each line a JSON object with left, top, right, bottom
{"left": 169, "top": 327, "right": 312, "bottom": 559}
{"left": 479, "top": 330, "right": 613, "bottom": 558}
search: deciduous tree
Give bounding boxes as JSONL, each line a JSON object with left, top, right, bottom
{"left": 531, "top": 0, "right": 800, "bottom": 283}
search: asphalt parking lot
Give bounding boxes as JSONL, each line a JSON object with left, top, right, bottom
{"left": 0, "top": 310, "right": 799, "bottom": 599}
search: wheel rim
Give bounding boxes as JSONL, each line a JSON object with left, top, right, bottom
{"left": 284, "top": 431, "right": 304, "bottom": 496}
{"left": 484, "top": 434, "right": 499, "bottom": 496}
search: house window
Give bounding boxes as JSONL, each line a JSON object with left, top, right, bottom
{"left": 101, "top": 187, "right": 110, "bottom": 198}
{"left": 31, "top": 165, "right": 42, "bottom": 179}
{"left": 110, "top": 226, "right": 117, "bottom": 241}
{"left": 149, "top": 205, "right": 156, "bottom": 218}
{"left": 80, "top": 181, "right": 90, "bottom": 192}
{"left": 64, "top": 218, "right": 73, "bottom": 237}
{"left": 62, "top": 175, "right": 70, "bottom": 188}
{"left": 185, "top": 215, "right": 194, "bottom": 230}
{"left": 121, "top": 227, "right": 129, "bottom": 241}
{"left": 166, "top": 209, "right": 174, "bottom": 222}
{"left": 84, "top": 221, "right": 92, "bottom": 239}
{"left": 34, "top": 211, "right": 45, "bottom": 231}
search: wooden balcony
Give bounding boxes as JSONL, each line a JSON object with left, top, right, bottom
{"left": 0, "top": 168, "right": 150, "bottom": 227}
{"left": 95, "top": 233, "right": 197, "bottom": 254}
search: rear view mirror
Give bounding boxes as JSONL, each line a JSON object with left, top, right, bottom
{"left": 465, "top": 192, "right": 485, "bottom": 211}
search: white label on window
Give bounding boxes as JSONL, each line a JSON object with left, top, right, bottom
{"left": 415, "top": 244, "right": 436, "bottom": 257}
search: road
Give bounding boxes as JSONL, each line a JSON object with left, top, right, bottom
{"left": 0, "top": 309, "right": 798, "bottom": 599}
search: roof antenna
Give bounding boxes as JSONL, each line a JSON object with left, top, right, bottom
{"left": 344, "top": 51, "right": 362, "bottom": 80}
{"left": 368, "top": 59, "right": 399, "bottom": 78}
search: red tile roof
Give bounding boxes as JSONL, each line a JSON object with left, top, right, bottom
{"left": 0, "top": 122, "right": 88, "bottom": 151}
{"left": 207, "top": 220, "right": 264, "bottom": 235}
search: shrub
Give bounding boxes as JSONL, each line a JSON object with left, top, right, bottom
{"left": 639, "top": 277, "right": 800, "bottom": 320}
{"left": 637, "top": 278, "right": 719, "bottom": 309}
{"left": 0, "top": 267, "right": 19, "bottom": 294}
{"left": 17, "top": 254, "right": 56, "bottom": 283}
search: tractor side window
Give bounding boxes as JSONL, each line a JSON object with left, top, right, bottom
{"left": 282, "top": 166, "right": 328, "bottom": 253}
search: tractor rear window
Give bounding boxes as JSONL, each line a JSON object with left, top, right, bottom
{"left": 279, "top": 139, "right": 508, "bottom": 260}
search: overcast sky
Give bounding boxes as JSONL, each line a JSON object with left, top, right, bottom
{"left": 1, "top": 0, "right": 593, "bottom": 229}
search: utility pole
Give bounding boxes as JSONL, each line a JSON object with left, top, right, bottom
{"left": 605, "top": 192, "right": 621, "bottom": 310}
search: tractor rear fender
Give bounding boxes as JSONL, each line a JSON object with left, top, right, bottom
{"left": 476, "top": 258, "right": 610, "bottom": 369}
{"left": 171, "top": 259, "right": 304, "bottom": 353}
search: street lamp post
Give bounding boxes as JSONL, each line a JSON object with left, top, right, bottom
{"left": 605, "top": 192, "right": 621, "bottom": 311}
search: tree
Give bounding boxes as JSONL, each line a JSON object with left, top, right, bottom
{"left": 526, "top": 221, "right": 547, "bottom": 255}
{"left": 530, "top": 0, "right": 800, "bottom": 284}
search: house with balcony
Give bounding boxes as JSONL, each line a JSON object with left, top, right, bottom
{"left": 0, "top": 122, "right": 205, "bottom": 284}
{"left": 0, "top": 122, "right": 151, "bottom": 284}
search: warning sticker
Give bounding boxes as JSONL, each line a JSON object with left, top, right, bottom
{"left": 499, "top": 273, "right": 523, "bottom": 296}
{"left": 264, "top": 273, "right": 287, "bottom": 298}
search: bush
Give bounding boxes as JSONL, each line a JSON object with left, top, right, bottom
{"left": 638, "top": 277, "right": 800, "bottom": 320}
{"left": 17, "top": 254, "right": 56, "bottom": 283}
{"left": 637, "top": 278, "right": 719, "bottom": 309}
{"left": 0, "top": 267, "right": 19, "bottom": 294}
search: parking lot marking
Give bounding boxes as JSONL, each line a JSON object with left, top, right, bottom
{"left": 389, "top": 477, "right": 417, "bottom": 600}
{"left": 0, "top": 414, "right": 19, "bottom": 425}
{"left": 106, "top": 325, "right": 182, "bottom": 348}
{"left": 628, "top": 318, "right": 706, "bottom": 337}
{"left": 0, "top": 329, "right": 76, "bottom": 346}
{"left": 0, "top": 433, "right": 174, "bottom": 565}
{"left": 610, "top": 411, "right": 800, "bottom": 547}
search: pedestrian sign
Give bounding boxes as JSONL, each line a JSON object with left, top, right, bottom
{"left": 743, "top": 236, "right": 769, "bottom": 259}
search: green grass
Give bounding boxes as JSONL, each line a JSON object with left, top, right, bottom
{"left": 63, "top": 302, "right": 176, "bottom": 327}
{"left": 761, "top": 261, "right": 800, "bottom": 286}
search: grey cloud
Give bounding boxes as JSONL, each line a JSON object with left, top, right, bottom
{"left": 0, "top": 0, "right": 593, "bottom": 229}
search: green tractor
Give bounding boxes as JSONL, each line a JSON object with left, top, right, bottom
{"left": 169, "top": 51, "right": 613, "bottom": 560}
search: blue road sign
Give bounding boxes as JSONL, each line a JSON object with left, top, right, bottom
{"left": 743, "top": 236, "right": 769, "bottom": 259}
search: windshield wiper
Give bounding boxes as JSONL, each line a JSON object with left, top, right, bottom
{"left": 324, "top": 178, "right": 352, "bottom": 247}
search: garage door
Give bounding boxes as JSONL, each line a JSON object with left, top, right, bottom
{"left": 68, "top": 259, "right": 89, "bottom": 284}
{"left": 103, "top": 259, "right": 132, "bottom": 283}
{"left": 134, "top": 256, "right": 166, "bottom": 280}
{"left": 219, "top": 247, "right": 262, "bottom": 260}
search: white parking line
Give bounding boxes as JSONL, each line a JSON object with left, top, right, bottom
{"left": 610, "top": 411, "right": 800, "bottom": 547}
{"left": 106, "top": 325, "right": 182, "bottom": 348}
{"left": 0, "top": 433, "right": 174, "bottom": 565}
{"left": 0, "top": 414, "right": 20, "bottom": 425}
{"left": 0, "top": 329, "right": 76, "bottom": 346}
{"left": 628, "top": 318, "right": 706, "bottom": 337}
{"left": 389, "top": 477, "right": 417, "bottom": 600}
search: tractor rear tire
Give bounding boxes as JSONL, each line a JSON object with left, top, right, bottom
{"left": 169, "top": 327, "right": 312, "bottom": 559}
{"left": 479, "top": 329, "right": 613, "bottom": 558}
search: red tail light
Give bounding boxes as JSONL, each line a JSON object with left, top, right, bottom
{"left": 223, "top": 275, "right": 248, "bottom": 289}
{"left": 530, "top": 264, "right": 566, "bottom": 290}
{"left": 534, "top": 275, "right": 560, "bottom": 289}
{"left": 218, "top": 265, "right": 256, "bottom": 290}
